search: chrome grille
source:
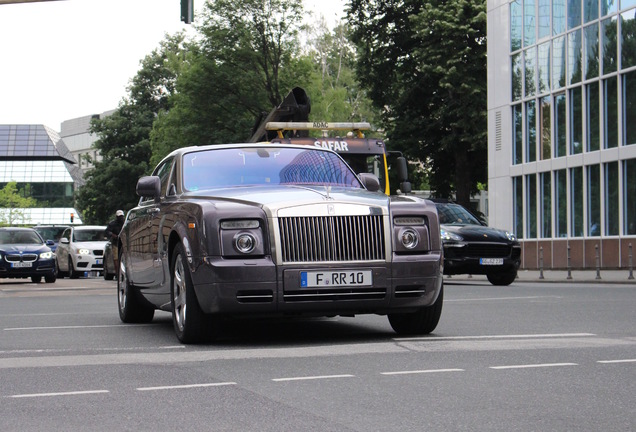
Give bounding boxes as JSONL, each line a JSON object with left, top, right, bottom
{"left": 6, "top": 254, "right": 38, "bottom": 263}
{"left": 279, "top": 215, "right": 385, "bottom": 263}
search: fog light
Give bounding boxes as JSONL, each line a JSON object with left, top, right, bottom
{"left": 234, "top": 233, "right": 256, "bottom": 254}
{"left": 400, "top": 229, "right": 419, "bottom": 249}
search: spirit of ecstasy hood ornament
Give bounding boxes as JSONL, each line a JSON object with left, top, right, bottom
{"left": 325, "top": 186, "right": 333, "bottom": 200}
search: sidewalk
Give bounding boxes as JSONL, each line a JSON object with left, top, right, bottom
{"left": 445, "top": 269, "right": 636, "bottom": 284}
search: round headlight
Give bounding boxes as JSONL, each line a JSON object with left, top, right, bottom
{"left": 400, "top": 228, "right": 419, "bottom": 249}
{"left": 39, "top": 252, "right": 53, "bottom": 259}
{"left": 234, "top": 233, "right": 256, "bottom": 254}
{"left": 78, "top": 248, "right": 90, "bottom": 255}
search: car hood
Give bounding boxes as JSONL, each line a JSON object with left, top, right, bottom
{"left": 72, "top": 241, "right": 108, "bottom": 250}
{"left": 185, "top": 185, "right": 389, "bottom": 211}
{"left": 0, "top": 244, "right": 51, "bottom": 254}
{"left": 441, "top": 224, "right": 513, "bottom": 242}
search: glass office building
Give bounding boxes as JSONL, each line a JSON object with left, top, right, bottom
{"left": 488, "top": 0, "right": 636, "bottom": 269}
{"left": 0, "top": 124, "right": 84, "bottom": 225}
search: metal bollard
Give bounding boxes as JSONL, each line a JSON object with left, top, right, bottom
{"left": 595, "top": 244, "right": 601, "bottom": 280}
{"left": 539, "top": 247, "right": 544, "bottom": 279}
{"left": 629, "top": 243, "right": 635, "bottom": 280}
{"left": 567, "top": 245, "right": 572, "bottom": 280}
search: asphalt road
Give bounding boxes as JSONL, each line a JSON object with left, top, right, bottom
{"left": 0, "top": 277, "right": 634, "bottom": 431}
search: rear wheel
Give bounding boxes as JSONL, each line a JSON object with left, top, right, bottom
{"left": 388, "top": 284, "right": 444, "bottom": 335}
{"left": 118, "top": 249, "right": 154, "bottom": 323}
{"left": 171, "top": 244, "right": 215, "bottom": 344}
{"left": 487, "top": 270, "right": 517, "bottom": 286}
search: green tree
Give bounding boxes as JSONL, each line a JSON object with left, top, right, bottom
{"left": 76, "top": 33, "right": 188, "bottom": 224}
{"left": 0, "top": 181, "right": 37, "bottom": 226}
{"left": 150, "top": 0, "right": 311, "bottom": 164}
{"left": 347, "top": 0, "right": 487, "bottom": 206}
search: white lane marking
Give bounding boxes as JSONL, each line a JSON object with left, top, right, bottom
{"left": 490, "top": 362, "right": 578, "bottom": 370}
{"left": 4, "top": 324, "right": 154, "bottom": 331}
{"left": 9, "top": 390, "right": 109, "bottom": 398}
{"left": 597, "top": 359, "right": 636, "bottom": 364}
{"left": 137, "top": 382, "right": 237, "bottom": 391}
{"left": 0, "top": 345, "right": 185, "bottom": 355}
{"left": 381, "top": 368, "right": 464, "bottom": 375}
{"left": 272, "top": 374, "right": 355, "bottom": 382}
{"left": 394, "top": 333, "right": 596, "bottom": 342}
{"left": 445, "top": 295, "right": 562, "bottom": 302}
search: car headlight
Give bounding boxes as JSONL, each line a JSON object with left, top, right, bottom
{"left": 440, "top": 228, "right": 464, "bottom": 241}
{"left": 78, "top": 248, "right": 90, "bottom": 255}
{"left": 40, "top": 251, "right": 53, "bottom": 259}
{"left": 233, "top": 233, "right": 257, "bottom": 254}
{"left": 399, "top": 228, "right": 420, "bottom": 249}
{"left": 220, "top": 219, "right": 264, "bottom": 257}
{"left": 505, "top": 231, "right": 517, "bottom": 241}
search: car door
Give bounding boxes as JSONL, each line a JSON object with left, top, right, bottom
{"left": 56, "top": 228, "right": 72, "bottom": 272}
{"left": 127, "top": 158, "right": 175, "bottom": 288}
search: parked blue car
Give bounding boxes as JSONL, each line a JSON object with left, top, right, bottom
{"left": 0, "top": 227, "right": 56, "bottom": 283}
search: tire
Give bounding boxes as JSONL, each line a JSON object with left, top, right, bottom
{"left": 68, "top": 257, "right": 80, "bottom": 279}
{"left": 31, "top": 276, "right": 42, "bottom": 283}
{"left": 55, "top": 257, "right": 66, "bottom": 278}
{"left": 487, "top": 270, "right": 517, "bottom": 286}
{"left": 118, "top": 249, "right": 154, "bottom": 323}
{"left": 171, "top": 244, "right": 215, "bottom": 344}
{"left": 104, "top": 270, "right": 115, "bottom": 281}
{"left": 44, "top": 274, "right": 56, "bottom": 283}
{"left": 388, "top": 284, "right": 444, "bottom": 335}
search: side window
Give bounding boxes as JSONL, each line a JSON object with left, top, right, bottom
{"left": 62, "top": 229, "right": 71, "bottom": 241}
{"left": 154, "top": 158, "right": 175, "bottom": 198}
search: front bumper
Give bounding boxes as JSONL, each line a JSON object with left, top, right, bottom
{"left": 0, "top": 258, "right": 56, "bottom": 278}
{"left": 74, "top": 255, "right": 104, "bottom": 271}
{"left": 442, "top": 244, "right": 521, "bottom": 275}
{"left": 190, "top": 253, "right": 443, "bottom": 317}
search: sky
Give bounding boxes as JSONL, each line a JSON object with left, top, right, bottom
{"left": 0, "top": 0, "right": 345, "bottom": 130}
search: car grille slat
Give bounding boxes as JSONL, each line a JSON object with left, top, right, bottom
{"left": 6, "top": 254, "right": 38, "bottom": 263}
{"left": 279, "top": 215, "right": 385, "bottom": 263}
{"left": 463, "top": 244, "right": 512, "bottom": 258}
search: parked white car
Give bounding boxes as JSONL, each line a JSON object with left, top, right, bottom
{"left": 55, "top": 225, "right": 107, "bottom": 278}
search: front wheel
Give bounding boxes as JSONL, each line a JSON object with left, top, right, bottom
{"left": 31, "top": 276, "right": 42, "bottom": 283}
{"left": 388, "top": 284, "right": 444, "bottom": 335}
{"left": 487, "top": 270, "right": 517, "bottom": 286}
{"left": 118, "top": 249, "right": 154, "bottom": 323}
{"left": 44, "top": 274, "right": 56, "bottom": 283}
{"left": 171, "top": 244, "right": 215, "bottom": 344}
{"left": 68, "top": 257, "right": 80, "bottom": 279}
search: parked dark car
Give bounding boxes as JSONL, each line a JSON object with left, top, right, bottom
{"left": 0, "top": 227, "right": 56, "bottom": 283}
{"left": 32, "top": 225, "right": 69, "bottom": 253}
{"left": 118, "top": 143, "right": 444, "bottom": 343}
{"left": 433, "top": 200, "right": 521, "bottom": 285}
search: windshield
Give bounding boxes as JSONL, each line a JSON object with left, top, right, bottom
{"left": 73, "top": 229, "right": 106, "bottom": 242}
{"left": 182, "top": 147, "right": 362, "bottom": 191}
{"left": 34, "top": 227, "right": 66, "bottom": 241}
{"left": 0, "top": 230, "right": 43, "bottom": 245}
{"left": 436, "top": 203, "right": 482, "bottom": 226}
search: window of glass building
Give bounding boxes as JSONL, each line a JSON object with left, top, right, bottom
{"left": 539, "top": 0, "right": 552, "bottom": 38}
{"left": 624, "top": 70, "right": 636, "bottom": 145}
{"left": 554, "top": 0, "right": 567, "bottom": 34}
{"left": 604, "top": 77, "right": 618, "bottom": 148}
{"left": 513, "top": 176, "right": 524, "bottom": 239}
{"left": 584, "top": 23, "right": 600, "bottom": 79}
{"left": 587, "top": 164, "right": 601, "bottom": 236}
{"left": 570, "top": 87, "right": 584, "bottom": 153}
{"left": 569, "top": 0, "right": 582, "bottom": 29}
{"left": 513, "top": 104, "right": 523, "bottom": 164}
{"left": 621, "top": 9, "right": 636, "bottom": 69}
{"left": 625, "top": 158, "right": 636, "bottom": 235}
{"left": 526, "top": 0, "right": 537, "bottom": 45}
{"left": 527, "top": 173, "right": 538, "bottom": 238}
{"left": 555, "top": 169, "right": 568, "bottom": 236}
{"left": 587, "top": 82, "right": 601, "bottom": 151}
{"left": 622, "top": 0, "right": 636, "bottom": 11}
{"left": 526, "top": 99, "right": 537, "bottom": 161}
{"left": 601, "top": 0, "right": 617, "bottom": 15}
{"left": 512, "top": 0, "right": 523, "bottom": 51}
{"left": 540, "top": 96, "right": 552, "bottom": 158}
{"left": 540, "top": 171, "right": 552, "bottom": 237}
{"left": 602, "top": 16, "right": 618, "bottom": 74}
{"left": 525, "top": 47, "right": 537, "bottom": 96}
{"left": 538, "top": 42, "right": 551, "bottom": 92}
{"left": 512, "top": 53, "right": 523, "bottom": 101}
{"left": 553, "top": 36, "right": 567, "bottom": 88}
{"left": 604, "top": 161, "right": 619, "bottom": 235}
{"left": 571, "top": 166, "right": 584, "bottom": 236}
{"left": 585, "top": 0, "right": 600, "bottom": 22}
{"left": 568, "top": 30, "right": 583, "bottom": 84}
{"left": 555, "top": 93, "right": 567, "bottom": 156}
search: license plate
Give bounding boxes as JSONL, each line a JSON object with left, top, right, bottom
{"left": 11, "top": 262, "right": 32, "bottom": 268}
{"left": 95, "top": 259, "right": 102, "bottom": 265}
{"left": 300, "top": 270, "right": 373, "bottom": 288}
{"left": 480, "top": 258, "right": 504, "bottom": 265}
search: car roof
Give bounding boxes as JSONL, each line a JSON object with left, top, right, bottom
{"left": 70, "top": 225, "right": 107, "bottom": 230}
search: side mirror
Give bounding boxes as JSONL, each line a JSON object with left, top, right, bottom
{"left": 358, "top": 173, "right": 381, "bottom": 192}
{"left": 60, "top": 238, "right": 70, "bottom": 244}
{"left": 46, "top": 240, "right": 55, "bottom": 246}
{"left": 396, "top": 157, "right": 411, "bottom": 194}
{"left": 136, "top": 176, "right": 161, "bottom": 203}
